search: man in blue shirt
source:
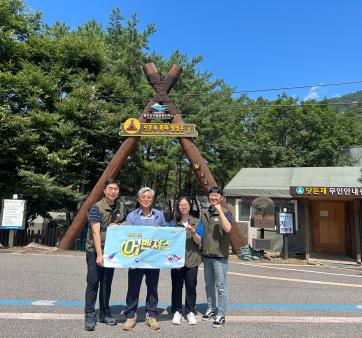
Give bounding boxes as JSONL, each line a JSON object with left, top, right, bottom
{"left": 122, "top": 187, "right": 166, "bottom": 331}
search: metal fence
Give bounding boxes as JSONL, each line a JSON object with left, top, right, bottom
{"left": 0, "top": 228, "right": 63, "bottom": 248}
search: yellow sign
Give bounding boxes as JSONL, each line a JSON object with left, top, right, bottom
{"left": 120, "top": 121, "right": 198, "bottom": 137}
{"left": 122, "top": 118, "right": 140, "bottom": 134}
{"left": 192, "top": 163, "right": 201, "bottom": 170}
{"left": 120, "top": 238, "right": 171, "bottom": 258}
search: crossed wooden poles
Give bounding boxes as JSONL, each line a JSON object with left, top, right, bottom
{"left": 59, "top": 63, "right": 245, "bottom": 252}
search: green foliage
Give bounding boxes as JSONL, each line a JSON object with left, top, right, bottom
{"left": 0, "top": 0, "right": 41, "bottom": 97}
{"left": 248, "top": 96, "right": 360, "bottom": 167}
{"left": 329, "top": 90, "right": 362, "bottom": 113}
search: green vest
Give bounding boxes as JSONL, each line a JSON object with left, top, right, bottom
{"left": 176, "top": 216, "right": 202, "bottom": 268}
{"left": 85, "top": 198, "right": 125, "bottom": 252}
{"left": 201, "top": 207, "right": 230, "bottom": 258}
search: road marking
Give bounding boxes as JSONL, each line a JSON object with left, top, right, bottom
{"left": 226, "top": 315, "right": 362, "bottom": 323}
{"left": 1, "top": 312, "right": 362, "bottom": 324}
{"left": 32, "top": 300, "right": 57, "bottom": 306}
{"left": 199, "top": 267, "right": 362, "bottom": 288}
{"left": 227, "top": 270, "right": 362, "bottom": 288}
{"left": 0, "top": 312, "right": 83, "bottom": 320}
{"left": 230, "top": 262, "right": 313, "bottom": 267}
{"left": 226, "top": 303, "right": 362, "bottom": 311}
{"left": 314, "top": 263, "right": 362, "bottom": 273}
{"left": 236, "top": 263, "right": 362, "bottom": 278}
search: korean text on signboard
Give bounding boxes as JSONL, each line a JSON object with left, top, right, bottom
{"left": 120, "top": 118, "right": 198, "bottom": 137}
{"left": 0, "top": 199, "right": 27, "bottom": 230}
{"left": 104, "top": 225, "right": 186, "bottom": 269}
{"left": 250, "top": 196, "right": 275, "bottom": 228}
{"left": 143, "top": 103, "right": 173, "bottom": 120}
{"left": 276, "top": 212, "right": 295, "bottom": 235}
{"left": 290, "top": 186, "right": 362, "bottom": 198}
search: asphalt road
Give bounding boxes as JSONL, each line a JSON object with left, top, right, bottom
{"left": 1, "top": 250, "right": 362, "bottom": 338}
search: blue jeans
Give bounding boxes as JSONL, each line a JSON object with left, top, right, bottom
{"left": 203, "top": 256, "right": 228, "bottom": 317}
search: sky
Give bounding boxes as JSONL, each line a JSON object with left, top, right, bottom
{"left": 25, "top": 0, "right": 362, "bottom": 101}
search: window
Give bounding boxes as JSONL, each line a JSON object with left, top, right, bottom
{"left": 235, "top": 199, "right": 252, "bottom": 222}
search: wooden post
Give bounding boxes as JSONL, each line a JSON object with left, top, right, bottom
{"left": 165, "top": 73, "right": 245, "bottom": 252}
{"left": 8, "top": 230, "right": 15, "bottom": 248}
{"left": 304, "top": 200, "right": 311, "bottom": 262}
{"left": 59, "top": 107, "right": 151, "bottom": 250}
{"left": 354, "top": 200, "right": 361, "bottom": 264}
{"left": 283, "top": 235, "right": 288, "bottom": 259}
{"left": 59, "top": 64, "right": 180, "bottom": 250}
{"left": 59, "top": 63, "right": 247, "bottom": 252}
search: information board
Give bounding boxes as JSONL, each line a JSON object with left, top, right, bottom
{"left": 277, "top": 212, "right": 295, "bottom": 234}
{"left": 0, "top": 199, "right": 27, "bottom": 230}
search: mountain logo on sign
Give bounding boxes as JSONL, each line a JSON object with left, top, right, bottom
{"left": 151, "top": 103, "right": 168, "bottom": 112}
{"left": 296, "top": 186, "right": 305, "bottom": 194}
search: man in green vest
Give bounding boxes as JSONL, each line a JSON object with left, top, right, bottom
{"left": 196, "top": 187, "right": 233, "bottom": 328}
{"left": 84, "top": 177, "right": 126, "bottom": 331}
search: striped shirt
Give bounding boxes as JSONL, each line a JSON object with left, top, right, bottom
{"left": 88, "top": 205, "right": 102, "bottom": 224}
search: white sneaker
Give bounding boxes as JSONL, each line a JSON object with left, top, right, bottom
{"left": 187, "top": 312, "right": 197, "bottom": 325}
{"left": 172, "top": 311, "right": 182, "bottom": 325}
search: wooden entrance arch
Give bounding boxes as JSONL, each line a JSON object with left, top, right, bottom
{"left": 59, "top": 63, "right": 246, "bottom": 252}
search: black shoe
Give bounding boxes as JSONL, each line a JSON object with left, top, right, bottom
{"left": 212, "top": 316, "right": 225, "bottom": 328}
{"left": 84, "top": 312, "right": 96, "bottom": 331}
{"left": 201, "top": 309, "right": 216, "bottom": 321}
{"left": 99, "top": 312, "right": 117, "bottom": 326}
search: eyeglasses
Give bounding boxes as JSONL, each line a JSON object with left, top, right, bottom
{"left": 139, "top": 196, "right": 153, "bottom": 200}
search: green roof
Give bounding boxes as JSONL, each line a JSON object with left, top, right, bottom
{"left": 224, "top": 167, "right": 362, "bottom": 198}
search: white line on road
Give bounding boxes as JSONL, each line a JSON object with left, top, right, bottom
{"left": 32, "top": 300, "right": 57, "bottom": 306}
{"left": 227, "top": 270, "right": 362, "bottom": 288}
{"left": 0, "top": 313, "right": 83, "bottom": 320}
{"left": 2, "top": 313, "right": 362, "bottom": 324}
{"left": 235, "top": 263, "right": 362, "bottom": 278}
{"left": 227, "top": 316, "right": 362, "bottom": 323}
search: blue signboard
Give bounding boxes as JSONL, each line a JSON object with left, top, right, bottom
{"left": 104, "top": 225, "right": 186, "bottom": 269}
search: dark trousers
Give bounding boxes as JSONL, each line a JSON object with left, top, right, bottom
{"left": 84, "top": 251, "right": 115, "bottom": 314}
{"left": 171, "top": 266, "right": 198, "bottom": 314}
{"left": 124, "top": 268, "right": 160, "bottom": 318}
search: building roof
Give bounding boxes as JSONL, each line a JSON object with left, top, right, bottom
{"left": 224, "top": 167, "right": 362, "bottom": 198}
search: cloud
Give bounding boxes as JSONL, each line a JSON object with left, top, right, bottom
{"left": 304, "top": 86, "right": 320, "bottom": 100}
